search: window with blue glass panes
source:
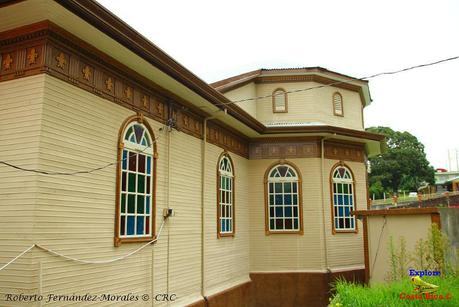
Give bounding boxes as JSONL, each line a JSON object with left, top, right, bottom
{"left": 119, "top": 122, "right": 153, "bottom": 237}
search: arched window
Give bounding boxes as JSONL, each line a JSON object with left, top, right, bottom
{"left": 333, "top": 92, "right": 344, "bottom": 116}
{"left": 265, "top": 163, "right": 302, "bottom": 233}
{"left": 217, "top": 152, "right": 235, "bottom": 237}
{"left": 115, "top": 115, "right": 157, "bottom": 246}
{"left": 272, "top": 88, "right": 288, "bottom": 113}
{"left": 331, "top": 164, "right": 356, "bottom": 233}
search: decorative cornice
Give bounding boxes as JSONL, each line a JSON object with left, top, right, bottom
{"left": 0, "top": 21, "right": 382, "bottom": 159}
{"left": 249, "top": 139, "right": 365, "bottom": 162}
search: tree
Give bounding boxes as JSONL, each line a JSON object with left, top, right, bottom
{"left": 366, "top": 126, "right": 435, "bottom": 196}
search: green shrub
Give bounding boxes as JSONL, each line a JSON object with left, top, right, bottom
{"left": 329, "top": 275, "right": 459, "bottom": 307}
{"left": 387, "top": 224, "right": 454, "bottom": 280}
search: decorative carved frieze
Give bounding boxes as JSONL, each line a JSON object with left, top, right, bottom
{"left": 249, "top": 139, "right": 365, "bottom": 162}
{"left": 207, "top": 122, "right": 249, "bottom": 158}
{"left": 324, "top": 141, "right": 365, "bottom": 163}
{"left": 250, "top": 141, "right": 321, "bottom": 159}
{"left": 0, "top": 22, "right": 368, "bottom": 161}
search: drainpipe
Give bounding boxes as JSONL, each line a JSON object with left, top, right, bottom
{"left": 201, "top": 118, "right": 207, "bottom": 300}
{"left": 201, "top": 109, "right": 226, "bottom": 301}
{"left": 166, "top": 122, "right": 172, "bottom": 304}
{"left": 320, "top": 135, "right": 334, "bottom": 273}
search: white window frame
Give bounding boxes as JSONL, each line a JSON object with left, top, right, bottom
{"left": 272, "top": 89, "right": 288, "bottom": 113}
{"left": 333, "top": 92, "right": 344, "bottom": 116}
{"left": 266, "top": 164, "right": 301, "bottom": 233}
{"left": 119, "top": 122, "right": 154, "bottom": 239}
{"left": 218, "top": 154, "right": 234, "bottom": 237}
{"left": 332, "top": 166, "right": 356, "bottom": 232}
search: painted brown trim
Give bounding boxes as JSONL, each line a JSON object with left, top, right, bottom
{"left": 205, "top": 280, "right": 251, "bottom": 307}
{"left": 250, "top": 270, "right": 364, "bottom": 307}
{"left": 114, "top": 114, "right": 157, "bottom": 247}
{"left": 0, "top": 0, "right": 26, "bottom": 9}
{"left": 0, "top": 21, "right": 254, "bottom": 158}
{"left": 52, "top": 0, "right": 267, "bottom": 133}
{"left": 210, "top": 69, "right": 261, "bottom": 90}
{"left": 431, "top": 212, "right": 441, "bottom": 228}
{"left": 249, "top": 138, "right": 365, "bottom": 162}
{"left": 250, "top": 140, "right": 321, "bottom": 160}
{"left": 329, "top": 162, "right": 358, "bottom": 235}
{"left": 207, "top": 121, "right": 250, "bottom": 158}
{"left": 256, "top": 74, "right": 367, "bottom": 107}
{"left": 362, "top": 217, "right": 370, "bottom": 283}
{"left": 263, "top": 160, "right": 304, "bottom": 235}
{"left": 263, "top": 125, "right": 385, "bottom": 141}
{"left": 0, "top": 21, "right": 383, "bottom": 158}
{"left": 185, "top": 299, "right": 206, "bottom": 307}
{"left": 353, "top": 207, "right": 439, "bottom": 217}
{"left": 332, "top": 92, "right": 344, "bottom": 117}
{"left": 272, "top": 88, "right": 288, "bottom": 113}
{"left": 216, "top": 151, "right": 236, "bottom": 238}
{"left": 324, "top": 140, "right": 365, "bottom": 163}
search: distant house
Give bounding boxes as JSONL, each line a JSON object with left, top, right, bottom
{"left": 435, "top": 169, "right": 459, "bottom": 192}
{"left": 0, "top": 1, "right": 384, "bottom": 306}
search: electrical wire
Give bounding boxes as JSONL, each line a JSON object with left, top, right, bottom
{"left": 0, "top": 218, "right": 168, "bottom": 271}
{"left": 213, "top": 55, "right": 459, "bottom": 107}
{"left": 1, "top": 55, "right": 458, "bottom": 175}
{"left": 371, "top": 216, "right": 387, "bottom": 277}
{"left": 0, "top": 132, "right": 161, "bottom": 176}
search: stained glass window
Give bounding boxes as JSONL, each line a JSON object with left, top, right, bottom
{"left": 332, "top": 166, "right": 355, "bottom": 231}
{"left": 218, "top": 153, "right": 234, "bottom": 236}
{"left": 267, "top": 164, "right": 301, "bottom": 232}
{"left": 119, "top": 122, "right": 153, "bottom": 238}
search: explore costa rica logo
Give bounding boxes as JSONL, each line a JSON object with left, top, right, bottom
{"left": 398, "top": 270, "right": 452, "bottom": 301}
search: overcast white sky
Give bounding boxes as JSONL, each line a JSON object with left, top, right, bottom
{"left": 98, "top": 0, "right": 459, "bottom": 169}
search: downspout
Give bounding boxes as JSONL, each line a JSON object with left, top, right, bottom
{"left": 166, "top": 122, "right": 172, "bottom": 302}
{"left": 201, "top": 109, "right": 226, "bottom": 302}
{"left": 201, "top": 118, "right": 207, "bottom": 300}
{"left": 320, "top": 135, "right": 334, "bottom": 273}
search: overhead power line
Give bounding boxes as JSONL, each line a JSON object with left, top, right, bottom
{"left": 215, "top": 55, "right": 459, "bottom": 106}
{"left": 0, "top": 134, "right": 161, "bottom": 176}
{"left": 1, "top": 55, "right": 458, "bottom": 176}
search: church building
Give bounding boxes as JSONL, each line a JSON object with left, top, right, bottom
{"left": 0, "top": 1, "right": 384, "bottom": 306}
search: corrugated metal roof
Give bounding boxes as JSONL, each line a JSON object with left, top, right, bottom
{"left": 264, "top": 121, "right": 327, "bottom": 127}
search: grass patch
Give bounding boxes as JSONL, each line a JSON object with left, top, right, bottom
{"left": 329, "top": 275, "right": 459, "bottom": 306}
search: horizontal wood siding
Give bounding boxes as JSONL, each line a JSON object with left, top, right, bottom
{"left": 325, "top": 160, "right": 366, "bottom": 269}
{"left": 36, "top": 75, "right": 161, "bottom": 306}
{"left": 204, "top": 144, "right": 250, "bottom": 297}
{"left": 222, "top": 83, "right": 257, "bottom": 118}
{"left": 248, "top": 158, "right": 325, "bottom": 271}
{"left": 254, "top": 82, "right": 364, "bottom": 130}
{"left": 0, "top": 75, "right": 45, "bottom": 305}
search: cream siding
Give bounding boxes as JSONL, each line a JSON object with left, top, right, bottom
{"left": 255, "top": 82, "right": 363, "bottom": 130}
{"left": 204, "top": 144, "right": 250, "bottom": 297}
{"left": 367, "top": 215, "right": 432, "bottom": 284}
{"left": 223, "top": 81, "right": 364, "bottom": 130}
{"left": 0, "top": 74, "right": 252, "bottom": 306}
{"left": 248, "top": 158, "right": 325, "bottom": 271}
{"left": 0, "top": 75, "right": 46, "bottom": 305}
{"left": 35, "top": 75, "right": 163, "bottom": 306}
{"left": 324, "top": 160, "right": 366, "bottom": 269}
{"left": 248, "top": 158, "right": 367, "bottom": 272}
{"left": 221, "top": 82, "right": 257, "bottom": 118}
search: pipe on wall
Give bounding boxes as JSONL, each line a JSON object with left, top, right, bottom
{"left": 320, "top": 135, "right": 335, "bottom": 271}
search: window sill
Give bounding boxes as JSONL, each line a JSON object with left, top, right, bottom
{"left": 332, "top": 229, "right": 358, "bottom": 235}
{"left": 217, "top": 232, "right": 235, "bottom": 238}
{"left": 114, "top": 235, "right": 156, "bottom": 247}
{"left": 265, "top": 230, "right": 303, "bottom": 235}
